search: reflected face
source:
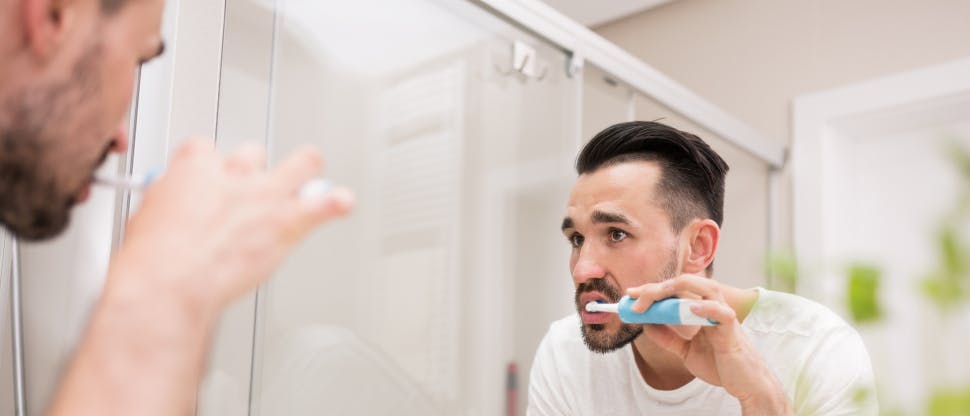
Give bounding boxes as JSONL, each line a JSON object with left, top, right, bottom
{"left": 0, "top": 0, "right": 165, "bottom": 240}
{"left": 562, "top": 161, "right": 683, "bottom": 353}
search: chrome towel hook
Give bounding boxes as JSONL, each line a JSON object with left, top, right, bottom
{"left": 495, "top": 41, "right": 548, "bottom": 81}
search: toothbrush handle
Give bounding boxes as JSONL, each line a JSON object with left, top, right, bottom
{"left": 617, "top": 296, "right": 717, "bottom": 326}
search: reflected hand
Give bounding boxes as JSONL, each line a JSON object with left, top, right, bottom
{"left": 626, "top": 275, "right": 793, "bottom": 415}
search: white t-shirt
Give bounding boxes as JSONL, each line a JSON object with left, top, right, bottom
{"left": 528, "top": 288, "right": 877, "bottom": 416}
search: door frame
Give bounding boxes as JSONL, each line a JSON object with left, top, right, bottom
{"left": 792, "top": 57, "right": 970, "bottom": 304}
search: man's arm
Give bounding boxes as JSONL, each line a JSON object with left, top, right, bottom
{"left": 47, "top": 139, "right": 353, "bottom": 415}
{"left": 47, "top": 277, "right": 216, "bottom": 415}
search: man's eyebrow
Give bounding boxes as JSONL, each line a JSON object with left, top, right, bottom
{"left": 561, "top": 217, "right": 573, "bottom": 232}
{"left": 591, "top": 210, "right": 631, "bottom": 225}
{"left": 561, "top": 211, "right": 630, "bottom": 231}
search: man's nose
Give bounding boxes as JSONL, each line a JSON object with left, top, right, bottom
{"left": 110, "top": 120, "right": 129, "bottom": 154}
{"left": 572, "top": 247, "right": 606, "bottom": 285}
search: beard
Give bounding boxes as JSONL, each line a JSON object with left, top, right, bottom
{"left": 576, "top": 251, "right": 679, "bottom": 353}
{"left": 0, "top": 41, "right": 111, "bottom": 241}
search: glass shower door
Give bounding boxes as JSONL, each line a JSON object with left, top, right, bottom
{"left": 228, "top": 0, "right": 581, "bottom": 414}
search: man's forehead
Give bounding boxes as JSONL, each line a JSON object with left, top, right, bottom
{"left": 569, "top": 160, "right": 662, "bottom": 202}
{"left": 564, "top": 160, "right": 664, "bottom": 227}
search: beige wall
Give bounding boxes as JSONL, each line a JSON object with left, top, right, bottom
{"left": 596, "top": 0, "right": 970, "bottom": 144}
{"left": 596, "top": 0, "right": 970, "bottom": 266}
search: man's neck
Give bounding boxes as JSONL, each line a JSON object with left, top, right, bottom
{"left": 631, "top": 286, "right": 760, "bottom": 390}
{"left": 632, "top": 338, "right": 694, "bottom": 390}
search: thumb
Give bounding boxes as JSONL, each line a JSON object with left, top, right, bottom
{"left": 297, "top": 187, "right": 355, "bottom": 228}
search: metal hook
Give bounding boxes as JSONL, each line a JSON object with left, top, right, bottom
{"left": 494, "top": 41, "right": 548, "bottom": 82}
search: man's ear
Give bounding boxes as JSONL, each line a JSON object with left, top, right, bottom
{"left": 680, "top": 219, "right": 719, "bottom": 276}
{"left": 21, "top": 0, "right": 77, "bottom": 59}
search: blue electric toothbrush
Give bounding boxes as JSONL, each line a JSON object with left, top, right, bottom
{"left": 586, "top": 296, "right": 718, "bottom": 326}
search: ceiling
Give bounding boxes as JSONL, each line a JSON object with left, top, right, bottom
{"left": 540, "top": 0, "right": 674, "bottom": 27}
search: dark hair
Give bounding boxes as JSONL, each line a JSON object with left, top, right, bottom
{"left": 577, "top": 121, "right": 729, "bottom": 232}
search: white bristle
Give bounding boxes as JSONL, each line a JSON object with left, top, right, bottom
{"left": 585, "top": 302, "right": 619, "bottom": 313}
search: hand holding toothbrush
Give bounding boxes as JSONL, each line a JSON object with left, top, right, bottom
{"left": 626, "top": 274, "right": 794, "bottom": 415}
{"left": 106, "top": 138, "right": 355, "bottom": 315}
{"left": 55, "top": 138, "right": 355, "bottom": 415}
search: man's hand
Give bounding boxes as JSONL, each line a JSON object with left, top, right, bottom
{"left": 627, "top": 275, "right": 793, "bottom": 415}
{"left": 109, "top": 138, "right": 354, "bottom": 317}
{"left": 48, "top": 138, "right": 354, "bottom": 416}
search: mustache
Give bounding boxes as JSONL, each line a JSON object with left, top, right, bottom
{"left": 574, "top": 278, "right": 622, "bottom": 306}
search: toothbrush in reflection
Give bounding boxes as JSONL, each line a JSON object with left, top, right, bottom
{"left": 94, "top": 169, "right": 334, "bottom": 201}
{"left": 585, "top": 296, "right": 718, "bottom": 326}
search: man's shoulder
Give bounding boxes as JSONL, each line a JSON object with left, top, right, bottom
{"left": 744, "top": 288, "right": 855, "bottom": 338}
{"left": 744, "top": 290, "right": 877, "bottom": 414}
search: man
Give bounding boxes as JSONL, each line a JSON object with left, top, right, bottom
{"left": 528, "top": 121, "right": 876, "bottom": 415}
{"left": 1, "top": 0, "right": 353, "bottom": 414}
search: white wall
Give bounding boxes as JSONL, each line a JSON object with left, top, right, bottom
{"left": 596, "top": 0, "right": 970, "bottom": 144}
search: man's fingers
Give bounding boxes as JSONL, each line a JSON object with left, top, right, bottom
{"left": 664, "top": 274, "right": 723, "bottom": 301}
{"left": 299, "top": 187, "right": 355, "bottom": 224}
{"left": 627, "top": 274, "right": 724, "bottom": 313}
{"left": 173, "top": 137, "right": 216, "bottom": 161}
{"left": 224, "top": 142, "right": 266, "bottom": 175}
{"left": 270, "top": 146, "right": 324, "bottom": 196}
{"left": 689, "top": 300, "right": 737, "bottom": 326}
{"left": 626, "top": 281, "right": 676, "bottom": 313}
{"left": 280, "top": 187, "right": 355, "bottom": 244}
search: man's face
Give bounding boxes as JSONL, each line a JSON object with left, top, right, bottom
{"left": 562, "top": 161, "right": 685, "bottom": 353}
{"left": 0, "top": 0, "right": 165, "bottom": 240}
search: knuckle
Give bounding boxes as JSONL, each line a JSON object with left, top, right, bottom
{"left": 178, "top": 137, "right": 213, "bottom": 157}
{"left": 296, "top": 147, "right": 323, "bottom": 170}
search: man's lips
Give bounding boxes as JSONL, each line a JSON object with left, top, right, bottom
{"left": 579, "top": 292, "right": 615, "bottom": 324}
{"left": 579, "top": 292, "right": 612, "bottom": 305}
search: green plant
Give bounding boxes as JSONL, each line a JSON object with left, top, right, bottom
{"left": 927, "top": 385, "right": 970, "bottom": 416}
{"left": 765, "top": 249, "right": 798, "bottom": 293}
{"left": 846, "top": 263, "right": 883, "bottom": 324}
{"left": 920, "top": 140, "right": 970, "bottom": 311}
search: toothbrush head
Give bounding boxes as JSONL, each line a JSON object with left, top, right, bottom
{"left": 585, "top": 301, "right": 617, "bottom": 313}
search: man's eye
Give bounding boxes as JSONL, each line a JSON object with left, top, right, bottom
{"left": 609, "top": 229, "right": 628, "bottom": 242}
{"left": 568, "top": 234, "right": 584, "bottom": 248}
